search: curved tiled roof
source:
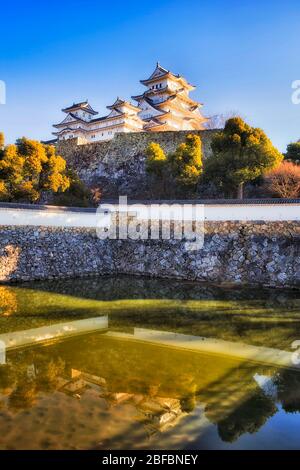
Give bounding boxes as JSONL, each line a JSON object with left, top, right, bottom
{"left": 140, "top": 63, "right": 195, "bottom": 90}
{"left": 52, "top": 127, "right": 89, "bottom": 136}
{"left": 62, "top": 101, "right": 98, "bottom": 115}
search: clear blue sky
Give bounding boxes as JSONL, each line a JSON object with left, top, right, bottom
{"left": 0, "top": 0, "right": 299, "bottom": 151}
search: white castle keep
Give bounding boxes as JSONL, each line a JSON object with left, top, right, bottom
{"left": 52, "top": 63, "right": 207, "bottom": 143}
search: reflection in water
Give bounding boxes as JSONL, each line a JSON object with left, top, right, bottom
{"left": 0, "top": 276, "right": 300, "bottom": 449}
{"left": 0, "top": 286, "right": 18, "bottom": 317}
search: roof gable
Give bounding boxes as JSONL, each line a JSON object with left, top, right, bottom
{"left": 138, "top": 97, "right": 166, "bottom": 116}
{"left": 106, "top": 109, "right": 123, "bottom": 118}
{"left": 62, "top": 101, "right": 98, "bottom": 115}
{"left": 63, "top": 113, "right": 80, "bottom": 123}
{"left": 107, "top": 97, "right": 126, "bottom": 110}
{"left": 148, "top": 63, "right": 169, "bottom": 80}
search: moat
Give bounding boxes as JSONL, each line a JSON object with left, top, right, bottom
{"left": 0, "top": 275, "right": 300, "bottom": 450}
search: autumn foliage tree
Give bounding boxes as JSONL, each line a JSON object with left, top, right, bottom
{"left": 0, "top": 136, "right": 70, "bottom": 202}
{"left": 203, "top": 117, "right": 283, "bottom": 198}
{"left": 0, "top": 132, "right": 4, "bottom": 151}
{"left": 264, "top": 161, "right": 300, "bottom": 198}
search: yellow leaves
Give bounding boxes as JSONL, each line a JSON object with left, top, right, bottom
{"left": 0, "top": 286, "right": 17, "bottom": 317}
{"left": 185, "top": 133, "right": 201, "bottom": 151}
{"left": 47, "top": 154, "right": 66, "bottom": 173}
{"left": 0, "top": 180, "right": 9, "bottom": 201}
{"left": 12, "top": 181, "right": 40, "bottom": 202}
{"left": 45, "top": 172, "right": 70, "bottom": 193}
{"left": 44, "top": 144, "right": 56, "bottom": 159}
{"left": 224, "top": 117, "right": 250, "bottom": 135}
{"left": 145, "top": 142, "right": 167, "bottom": 178}
{"left": 0, "top": 137, "right": 71, "bottom": 202}
{"left": 3, "top": 144, "right": 18, "bottom": 161}
{"left": 146, "top": 142, "right": 166, "bottom": 162}
{"left": 0, "top": 132, "right": 4, "bottom": 150}
{"left": 146, "top": 134, "right": 203, "bottom": 195}
{"left": 17, "top": 138, "right": 48, "bottom": 176}
{"left": 170, "top": 133, "right": 203, "bottom": 188}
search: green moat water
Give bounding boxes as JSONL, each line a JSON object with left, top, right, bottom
{"left": 0, "top": 276, "right": 300, "bottom": 449}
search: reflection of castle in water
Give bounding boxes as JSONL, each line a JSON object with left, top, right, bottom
{"left": 56, "top": 368, "right": 186, "bottom": 435}
{"left": 1, "top": 313, "right": 300, "bottom": 447}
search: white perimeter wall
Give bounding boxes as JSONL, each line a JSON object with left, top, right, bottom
{"left": 0, "top": 202, "right": 299, "bottom": 228}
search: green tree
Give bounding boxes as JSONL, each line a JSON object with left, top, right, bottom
{"left": 146, "top": 142, "right": 167, "bottom": 176}
{"left": 203, "top": 117, "right": 283, "bottom": 199}
{"left": 217, "top": 390, "right": 277, "bottom": 443}
{"left": 285, "top": 142, "right": 300, "bottom": 164}
{"left": 53, "top": 169, "right": 91, "bottom": 207}
{"left": 169, "top": 134, "right": 202, "bottom": 193}
{"left": 0, "top": 137, "right": 71, "bottom": 202}
{"left": 145, "top": 142, "right": 168, "bottom": 197}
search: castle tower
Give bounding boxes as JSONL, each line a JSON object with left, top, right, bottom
{"left": 132, "top": 63, "right": 207, "bottom": 131}
{"left": 53, "top": 101, "right": 98, "bottom": 140}
{"left": 105, "top": 97, "right": 144, "bottom": 133}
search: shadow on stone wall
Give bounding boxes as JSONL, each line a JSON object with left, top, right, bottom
{"left": 57, "top": 130, "right": 219, "bottom": 198}
{"left": 0, "top": 245, "right": 21, "bottom": 283}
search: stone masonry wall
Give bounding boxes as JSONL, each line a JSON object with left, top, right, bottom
{"left": 0, "top": 226, "right": 114, "bottom": 283}
{"left": 57, "top": 130, "right": 218, "bottom": 198}
{"left": 1, "top": 221, "right": 300, "bottom": 287}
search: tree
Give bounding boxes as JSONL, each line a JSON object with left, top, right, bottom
{"left": 41, "top": 144, "right": 70, "bottom": 193}
{"left": 145, "top": 135, "right": 203, "bottom": 197}
{"left": 203, "top": 117, "right": 283, "bottom": 199}
{"left": 0, "top": 137, "right": 71, "bottom": 202}
{"left": 90, "top": 187, "right": 102, "bottom": 205}
{"left": 146, "top": 142, "right": 167, "bottom": 176}
{"left": 145, "top": 142, "right": 168, "bottom": 197}
{"left": 169, "top": 134, "right": 203, "bottom": 193}
{"left": 217, "top": 390, "right": 276, "bottom": 443}
{"left": 53, "top": 169, "right": 91, "bottom": 207}
{"left": 0, "top": 132, "right": 5, "bottom": 164}
{"left": 0, "top": 132, "right": 4, "bottom": 151}
{"left": 264, "top": 161, "right": 300, "bottom": 198}
{"left": 285, "top": 142, "right": 300, "bottom": 164}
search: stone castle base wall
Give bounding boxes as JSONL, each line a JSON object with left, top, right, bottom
{"left": 57, "top": 130, "right": 218, "bottom": 198}
{"left": 1, "top": 221, "right": 300, "bottom": 287}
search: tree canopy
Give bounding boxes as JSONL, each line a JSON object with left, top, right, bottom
{"left": 285, "top": 142, "right": 300, "bottom": 164}
{"left": 203, "top": 117, "right": 283, "bottom": 198}
{"left": 145, "top": 134, "right": 203, "bottom": 197}
{"left": 264, "top": 161, "right": 300, "bottom": 198}
{"left": 0, "top": 132, "right": 4, "bottom": 151}
{"left": 0, "top": 136, "right": 70, "bottom": 202}
{"left": 145, "top": 142, "right": 167, "bottom": 178}
{"left": 169, "top": 133, "right": 202, "bottom": 190}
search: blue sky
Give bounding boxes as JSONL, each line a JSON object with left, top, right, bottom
{"left": 0, "top": 0, "right": 299, "bottom": 150}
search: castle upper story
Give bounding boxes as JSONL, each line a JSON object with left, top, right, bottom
{"left": 51, "top": 63, "right": 207, "bottom": 143}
